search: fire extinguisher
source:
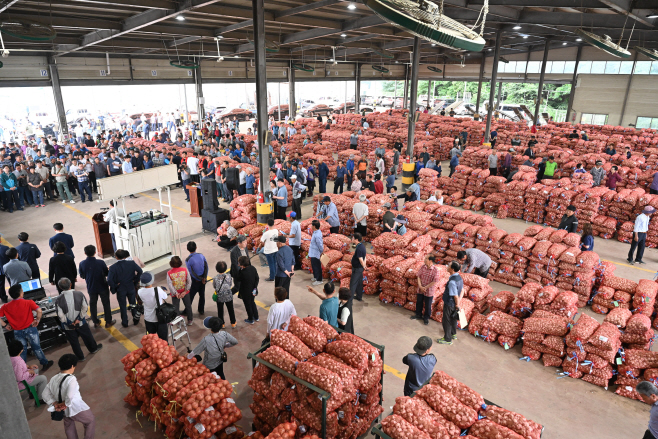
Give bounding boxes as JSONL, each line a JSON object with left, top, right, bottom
{"left": 258, "top": 192, "right": 264, "bottom": 203}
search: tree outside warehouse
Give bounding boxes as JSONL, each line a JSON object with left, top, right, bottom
{"left": 381, "top": 80, "right": 572, "bottom": 122}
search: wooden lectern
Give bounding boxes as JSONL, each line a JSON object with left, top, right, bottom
{"left": 187, "top": 184, "right": 204, "bottom": 217}
{"left": 91, "top": 212, "right": 115, "bottom": 257}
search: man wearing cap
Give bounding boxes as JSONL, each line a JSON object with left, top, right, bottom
{"left": 217, "top": 220, "right": 239, "bottom": 250}
{"left": 402, "top": 336, "right": 436, "bottom": 396}
{"left": 272, "top": 179, "right": 288, "bottom": 220}
{"left": 291, "top": 174, "right": 307, "bottom": 220}
{"left": 392, "top": 214, "right": 408, "bottom": 235}
{"left": 317, "top": 196, "right": 340, "bottom": 234}
{"left": 274, "top": 236, "right": 294, "bottom": 298}
{"left": 558, "top": 205, "right": 579, "bottom": 233}
{"left": 137, "top": 272, "right": 169, "bottom": 341}
{"left": 353, "top": 194, "right": 369, "bottom": 238}
{"left": 580, "top": 130, "right": 589, "bottom": 141}
{"left": 590, "top": 161, "right": 606, "bottom": 187}
{"left": 628, "top": 206, "right": 654, "bottom": 265}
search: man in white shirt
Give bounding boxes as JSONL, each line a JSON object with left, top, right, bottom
{"left": 187, "top": 152, "right": 200, "bottom": 183}
{"left": 238, "top": 165, "right": 247, "bottom": 195}
{"left": 266, "top": 286, "right": 297, "bottom": 341}
{"left": 43, "top": 354, "right": 95, "bottom": 439}
{"left": 352, "top": 194, "right": 369, "bottom": 238}
{"left": 259, "top": 219, "right": 279, "bottom": 282}
{"left": 427, "top": 189, "right": 443, "bottom": 205}
{"left": 137, "top": 272, "right": 169, "bottom": 341}
{"left": 628, "top": 206, "right": 654, "bottom": 265}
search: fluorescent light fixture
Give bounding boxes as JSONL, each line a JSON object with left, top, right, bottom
{"left": 513, "top": 25, "right": 521, "bottom": 30}
{"left": 562, "top": 42, "right": 567, "bottom": 45}
{"left": 176, "top": 15, "right": 185, "bottom": 21}
{"left": 431, "top": 43, "right": 436, "bottom": 46}
{"left": 647, "top": 14, "right": 658, "bottom": 18}
{"left": 488, "top": 48, "right": 492, "bottom": 51}
{"left": 234, "top": 55, "right": 239, "bottom": 58}
{"left": 215, "top": 36, "right": 224, "bottom": 40}
{"left": 347, "top": 3, "right": 356, "bottom": 9}
{"left": 576, "top": 38, "right": 582, "bottom": 42}
{"left": 522, "top": 35, "right": 528, "bottom": 39}
{"left": 341, "top": 33, "right": 347, "bottom": 37}
{"left": 329, "top": 58, "right": 334, "bottom": 62}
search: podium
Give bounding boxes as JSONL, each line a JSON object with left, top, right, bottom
{"left": 92, "top": 212, "right": 115, "bottom": 257}
{"left": 187, "top": 184, "right": 204, "bottom": 217}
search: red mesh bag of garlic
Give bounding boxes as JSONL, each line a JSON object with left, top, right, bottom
{"left": 288, "top": 316, "right": 326, "bottom": 352}
{"left": 325, "top": 340, "right": 368, "bottom": 370}
{"left": 428, "top": 371, "right": 484, "bottom": 412}
{"left": 294, "top": 362, "right": 343, "bottom": 397}
{"left": 415, "top": 384, "right": 478, "bottom": 429}
{"left": 381, "top": 414, "right": 432, "bottom": 439}
{"left": 303, "top": 316, "right": 339, "bottom": 341}
{"left": 257, "top": 346, "right": 298, "bottom": 374}
{"left": 270, "top": 329, "right": 312, "bottom": 361}
{"left": 392, "top": 396, "right": 451, "bottom": 439}
{"left": 468, "top": 419, "right": 525, "bottom": 439}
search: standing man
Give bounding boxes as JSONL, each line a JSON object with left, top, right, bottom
{"left": 42, "top": 354, "right": 95, "bottom": 439}
{"left": 353, "top": 194, "right": 369, "bottom": 238}
{"left": 349, "top": 130, "right": 358, "bottom": 150}
{"left": 50, "top": 223, "right": 75, "bottom": 259}
{"left": 488, "top": 151, "right": 498, "bottom": 176}
{"left": 272, "top": 179, "right": 288, "bottom": 220}
{"left": 260, "top": 219, "right": 279, "bottom": 282}
{"left": 449, "top": 150, "right": 459, "bottom": 177}
{"left": 412, "top": 255, "right": 440, "bottom": 325}
{"left": 308, "top": 220, "right": 324, "bottom": 286}
{"left": 334, "top": 160, "right": 346, "bottom": 194}
{"left": 346, "top": 155, "right": 355, "bottom": 190}
{"left": 48, "top": 242, "right": 77, "bottom": 293}
{"left": 54, "top": 278, "right": 103, "bottom": 361}
{"left": 229, "top": 236, "right": 250, "bottom": 292}
{"left": 73, "top": 162, "right": 93, "bottom": 203}
{"left": 307, "top": 282, "right": 338, "bottom": 327}
{"left": 628, "top": 206, "right": 654, "bottom": 265}
{"left": 53, "top": 161, "right": 75, "bottom": 204}
{"left": 78, "top": 245, "right": 115, "bottom": 328}
{"left": 3, "top": 248, "right": 32, "bottom": 286}
{"left": 457, "top": 248, "right": 492, "bottom": 278}
{"left": 317, "top": 157, "right": 329, "bottom": 194}
{"left": 590, "top": 160, "right": 606, "bottom": 187}
{"left": 317, "top": 196, "right": 340, "bottom": 234}
{"left": 437, "top": 261, "right": 462, "bottom": 345}
{"left": 0, "top": 284, "right": 54, "bottom": 371}
{"left": 290, "top": 175, "right": 306, "bottom": 220}
{"left": 16, "top": 232, "right": 41, "bottom": 280}
{"left": 107, "top": 249, "right": 143, "bottom": 328}
{"left": 350, "top": 233, "right": 366, "bottom": 302}
{"left": 543, "top": 156, "right": 557, "bottom": 179}
{"left": 0, "top": 239, "right": 9, "bottom": 303}
{"left": 185, "top": 241, "right": 208, "bottom": 315}
{"left": 502, "top": 149, "right": 513, "bottom": 178}
{"left": 402, "top": 336, "right": 436, "bottom": 396}
{"left": 274, "top": 236, "right": 294, "bottom": 299}
{"left": 102, "top": 200, "right": 122, "bottom": 253}
{"left": 287, "top": 212, "right": 302, "bottom": 270}
{"left": 1, "top": 165, "right": 22, "bottom": 212}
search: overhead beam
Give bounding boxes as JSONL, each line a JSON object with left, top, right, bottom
{"left": 282, "top": 14, "right": 384, "bottom": 45}
{"left": 216, "top": 20, "right": 254, "bottom": 35}
{"left": 274, "top": 0, "right": 343, "bottom": 18}
{"left": 336, "top": 38, "right": 415, "bottom": 57}
{"left": 470, "top": 0, "right": 602, "bottom": 7}
{"left": 0, "top": 0, "right": 20, "bottom": 13}
{"left": 595, "top": 0, "right": 654, "bottom": 28}
{"left": 56, "top": 0, "right": 223, "bottom": 56}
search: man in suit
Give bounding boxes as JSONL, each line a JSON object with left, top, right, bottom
{"left": 49, "top": 223, "right": 75, "bottom": 259}
{"left": 107, "top": 249, "right": 142, "bottom": 327}
{"left": 3, "top": 248, "right": 31, "bottom": 286}
{"left": 229, "top": 236, "right": 250, "bottom": 293}
{"left": 16, "top": 232, "right": 41, "bottom": 280}
{"left": 79, "top": 245, "right": 116, "bottom": 328}
{"left": 48, "top": 242, "right": 77, "bottom": 294}
{"left": 0, "top": 242, "right": 10, "bottom": 302}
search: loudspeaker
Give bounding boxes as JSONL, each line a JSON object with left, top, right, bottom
{"left": 200, "top": 178, "right": 219, "bottom": 210}
{"left": 202, "top": 208, "right": 230, "bottom": 233}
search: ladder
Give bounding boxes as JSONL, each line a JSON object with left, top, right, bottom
{"left": 168, "top": 316, "right": 192, "bottom": 351}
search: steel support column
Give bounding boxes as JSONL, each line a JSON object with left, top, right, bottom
{"left": 403, "top": 65, "right": 409, "bottom": 109}
{"left": 48, "top": 57, "right": 69, "bottom": 141}
{"left": 496, "top": 81, "right": 503, "bottom": 109}
{"left": 566, "top": 45, "right": 582, "bottom": 123}
{"left": 194, "top": 62, "right": 205, "bottom": 124}
{"left": 355, "top": 63, "right": 361, "bottom": 113}
{"left": 534, "top": 38, "right": 551, "bottom": 125}
{"left": 524, "top": 46, "right": 532, "bottom": 82}
{"left": 475, "top": 53, "right": 485, "bottom": 115}
{"left": 619, "top": 51, "right": 639, "bottom": 126}
{"left": 426, "top": 80, "right": 432, "bottom": 109}
{"left": 253, "top": 0, "right": 270, "bottom": 194}
{"left": 485, "top": 30, "right": 502, "bottom": 142}
{"left": 289, "top": 62, "right": 296, "bottom": 118}
{"left": 406, "top": 37, "right": 421, "bottom": 156}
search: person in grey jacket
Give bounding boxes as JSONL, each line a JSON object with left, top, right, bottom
{"left": 213, "top": 261, "right": 235, "bottom": 328}
{"left": 590, "top": 160, "right": 606, "bottom": 186}
{"left": 55, "top": 278, "right": 102, "bottom": 361}
{"left": 188, "top": 316, "right": 238, "bottom": 380}
{"left": 3, "top": 248, "right": 32, "bottom": 286}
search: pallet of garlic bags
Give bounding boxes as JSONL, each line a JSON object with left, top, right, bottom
{"left": 247, "top": 318, "right": 384, "bottom": 439}
{"left": 372, "top": 370, "right": 544, "bottom": 439}
{"left": 121, "top": 334, "right": 242, "bottom": 439}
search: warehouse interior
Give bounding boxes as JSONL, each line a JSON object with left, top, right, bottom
{"left": 2, "top": 1, "right": 658, "bottom": 439}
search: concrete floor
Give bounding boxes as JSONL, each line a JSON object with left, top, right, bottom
{"left": 3, "top": 170, "right": 654, "bottom": 439}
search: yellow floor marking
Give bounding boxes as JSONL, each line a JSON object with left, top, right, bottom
{"left": 254, "top": 300, "right": 270, "bottom": 311}
{"left": 62, "top": 203, "right": 93, "bottom": 219}
{"left": 601, "top": 259, "right": 655, "bottom": 274}
{"left": 0, "top": 236, "right": 49, "bottom": 280}
{"left": 105, "top": 323, "right": 140, "bottom": 352}
{"left": 139, "top": 192, "right": 190, "bottom": 214}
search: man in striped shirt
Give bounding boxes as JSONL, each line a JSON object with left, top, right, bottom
{"left": 73, "top": 163, "right": 93, "bottom": 203}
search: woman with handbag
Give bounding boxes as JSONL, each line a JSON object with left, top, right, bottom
{"left": 166, "top": 256, "right": 194, "bottom": 325}
{"left": 233, "top": 256, "right": 259, "bottom": 324}
{"left": 213, "top": 261, "right": 236, "bottom": 328}
{"left": 188, "top": 316, "right": 238, "bottom": 380}
{"left": 137, "top": 272, "right": 170, "bottom": 341}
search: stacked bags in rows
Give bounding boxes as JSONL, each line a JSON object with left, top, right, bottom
{"left": 249, "top": 317, "right": 383, "bottom": 438}
{"left": 122, "top": 334, "right": 241, "bottom": 439}
{"left": 381, "top": 370, "right": 542, "bottom": 439}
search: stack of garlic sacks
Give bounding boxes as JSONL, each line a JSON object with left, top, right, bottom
{"left": 248, "top": 316, "right": 384, "bottom": 438}
{"left": 122, "top": 334, "right": 242, "bottom": 439}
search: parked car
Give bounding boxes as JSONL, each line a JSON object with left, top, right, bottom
{"left": 332, "top": 102, "right": 355, "bottom": 113}
{"left": 301, "top": 104, "right": 333, "bottom": 118}
{"left": 268, "top": 104, "right": 290, "bottom": 120}
{"left": 219, "top": 108, "right": 253, "bottom": 121}
{"left": 380, "top": 97, "right": 394, "bottom": 107}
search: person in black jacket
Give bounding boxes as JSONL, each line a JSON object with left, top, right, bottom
{"left": 107, "top": 249, "right": 143, "bottom": 327}
{"left": 225, "top": 165, "right": 240, "bottom": 199}
{"left": 558, "top": 205, "right": 579, "bottom": 233}
{"left": 0, "top": 242, "right": 10, "bottom": 303}
{"left": 48, "top": 242, "right": 77, "bottom": 294}
{"left": 49, "top": 223, "right": 75, "bottom": 259}
{"left": 16, "top": 232, "right": 41, "bottom": 280}
{"left": 78, "top": 245, "right": 115, "bottom": 328}
{"left": 233, "top": 256, "right": 259, "bottom": 324}
{"left": 229, "top": 237, "right": 250, "bottom": 291}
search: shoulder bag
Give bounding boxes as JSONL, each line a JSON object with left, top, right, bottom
{"left": 211, "top": 333, "right": 228, "bottom": 363}
{"left": 154, "top": 287, "right": 178, "bottom": 324}
{"left": 50, "top": 375, "right": 71, "bottom": 421}
{"left": 212, "top": 275, "right": 227, "bottom": 302}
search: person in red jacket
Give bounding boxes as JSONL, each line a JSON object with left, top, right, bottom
{"left": 373, "top": 174, "right": 384, "bottom": 194}
{"left": 606, "top": 166, "right": 623, "bottom": 190}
